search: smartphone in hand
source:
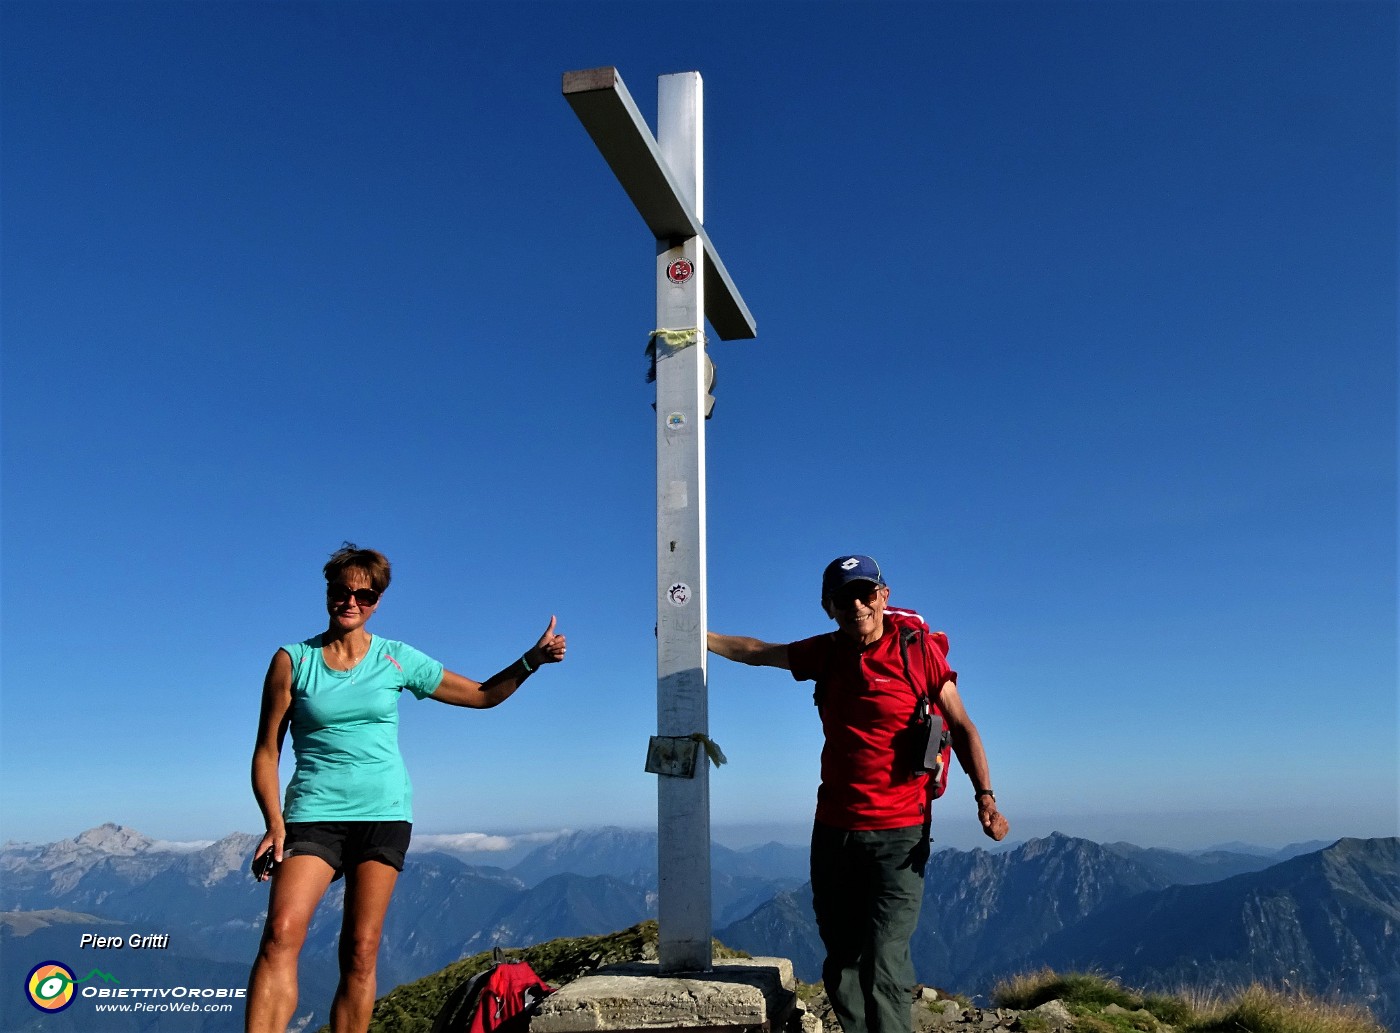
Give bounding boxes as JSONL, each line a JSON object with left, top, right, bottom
{"left": 251, "top": 847, "right": 278, "bottom": 881}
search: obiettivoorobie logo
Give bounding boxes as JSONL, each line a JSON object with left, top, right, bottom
{"left": 25, "top": 960, "right": 118, "bottom": 1013}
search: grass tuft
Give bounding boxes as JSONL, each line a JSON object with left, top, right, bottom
{"left": 992, "top": 969, "right": 1138, "bottom": 1011}
{"left": 1188, "top": 984, "right": 1386, "bottom": 1033}
{"left": 1141, "top": 991, "right": 1195, "bottom": 1027}
{"left": 992, "top": 970, "right": 1386, "bottom": 1033}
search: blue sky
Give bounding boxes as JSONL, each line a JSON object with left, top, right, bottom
{"left": 2, "top": 1, "right": 1395, "bottom": 854}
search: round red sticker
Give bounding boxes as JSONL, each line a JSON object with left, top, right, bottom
{"left": 667, "top": 259, "right": 694, "bottom": 284}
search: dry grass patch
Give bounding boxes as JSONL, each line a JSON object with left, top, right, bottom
{"left": 993, "top": 969, "right": 1140, "bottom": 1012}
{"left": 992, "top": 971, "right": 1385, "bottom": 1033}
{"left": 1187, "top": 984, "right": 1385, "bottom": 1033}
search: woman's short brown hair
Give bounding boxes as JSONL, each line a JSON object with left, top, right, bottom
{"left": 323, "top": 542, "right": 392, "bottom": 593}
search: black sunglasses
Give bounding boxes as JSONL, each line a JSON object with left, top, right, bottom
{"left": 831, "top": 583, "right": 883, "bottom": 609}
{"left": 327, "top": 585, "right": 381, "bottom": 607}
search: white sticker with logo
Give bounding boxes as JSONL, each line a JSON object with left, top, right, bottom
{"left": 667, "top": 583, "right": 691, "bottom": 607}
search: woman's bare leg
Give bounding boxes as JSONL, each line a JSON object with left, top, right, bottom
{"left": 246, "top": 856, "right": 336, "bottom": 1033}
{"left": 328, "top": 860, "right": 399, "bottom": 1033}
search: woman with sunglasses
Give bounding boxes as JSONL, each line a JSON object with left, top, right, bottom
{"left": 245, "top": 543, "right": 566, "bottom": 1033}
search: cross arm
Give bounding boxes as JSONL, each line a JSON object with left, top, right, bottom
{"left": 563, "top": 67, "right": 757, "bottom": 341}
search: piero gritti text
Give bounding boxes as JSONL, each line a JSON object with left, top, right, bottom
{"left": 81, "top": 932, "right": 171, "bottom": 950}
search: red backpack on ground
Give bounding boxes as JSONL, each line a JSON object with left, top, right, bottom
{"left": 432, "top": 957, "right": 553, "bottom": 1033}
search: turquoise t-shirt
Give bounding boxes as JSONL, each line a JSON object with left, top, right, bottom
{"left": 281, "top": 634, "right": 445, "bottom": 822}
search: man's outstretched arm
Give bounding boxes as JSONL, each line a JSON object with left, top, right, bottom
{"left": 936, "top": 678, "right": 1010, "bottom": 842}
{"left": 708, "top": 632, "right": 791, "bottom": 669}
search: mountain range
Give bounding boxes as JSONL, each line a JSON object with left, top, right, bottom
{"left": 717, "top": 833, "right": 1397, "bottom": 1030}
{"left": 2, "top": 825, "right": 1393, "bottom": 1032}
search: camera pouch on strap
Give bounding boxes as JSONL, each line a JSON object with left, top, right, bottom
{"left": 898, "top": 625, "right": 953, "bottom": 799}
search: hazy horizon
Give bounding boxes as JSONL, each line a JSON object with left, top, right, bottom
{"left": 5, "top": 814, "right": 1383, "bottom": 860}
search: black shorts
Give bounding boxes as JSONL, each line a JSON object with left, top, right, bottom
{"left": 282, "top": 821, "right": 412, "bottom": 880}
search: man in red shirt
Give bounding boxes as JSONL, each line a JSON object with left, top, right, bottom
{"left": 708, "top": 555, "right": 1009, "bottom": 1033}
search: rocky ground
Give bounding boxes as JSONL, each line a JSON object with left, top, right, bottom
{"left": 799, "top": 987, "right": 1084, "bottom": 1033}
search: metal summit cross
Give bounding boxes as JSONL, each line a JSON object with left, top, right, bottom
{"left": 563, "top": 67, "right": 756, "bottom": 973}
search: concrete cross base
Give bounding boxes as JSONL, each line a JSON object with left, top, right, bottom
{"left": 532, "top": 958, "right": 816, "bottom": 1033}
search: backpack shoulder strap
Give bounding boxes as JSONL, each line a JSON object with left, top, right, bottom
{"left": 897, "top": 625, "right": 926, "bottom": 701}
{"left": 898, "top": 625, "right": 936, "bottom": 733}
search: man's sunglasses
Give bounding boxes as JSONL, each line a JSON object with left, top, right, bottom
{"left": 831, "top": 583, "right": 883, "bottom": 609}
{"left": 327, "top": 585, "right": 381, "bottom": 607}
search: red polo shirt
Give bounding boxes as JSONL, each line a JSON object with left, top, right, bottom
{"left": 789, "top": 615, "right": 955, "bottom": 831}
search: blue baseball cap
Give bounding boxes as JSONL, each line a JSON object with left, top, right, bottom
{"left": 821, "top": 555, "right": 886, "bottom": 603}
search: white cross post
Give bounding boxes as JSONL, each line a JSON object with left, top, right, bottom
{"left": 564, "top": 67, "right": 756, "bottom": 973}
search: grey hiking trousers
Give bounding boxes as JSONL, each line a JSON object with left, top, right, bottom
{"left": 810, "top": 821, "right": 927, "bottom": 1033}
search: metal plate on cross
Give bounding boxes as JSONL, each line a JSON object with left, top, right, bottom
{"left": 645, "top": 735, "right": 700, "bottom": 778}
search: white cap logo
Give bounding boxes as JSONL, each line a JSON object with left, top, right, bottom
{"left": 841, "top": 557, "right": 860, "bottom": 571}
